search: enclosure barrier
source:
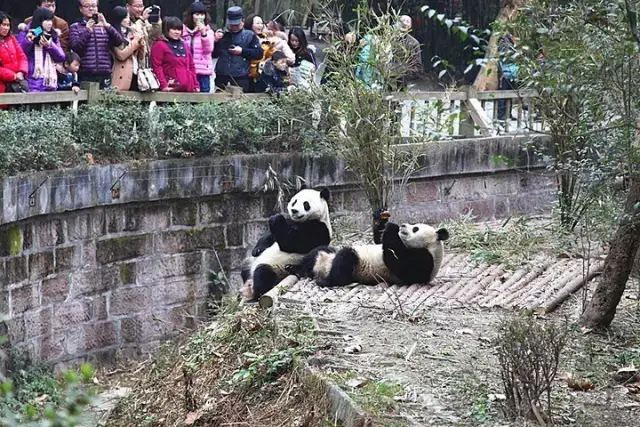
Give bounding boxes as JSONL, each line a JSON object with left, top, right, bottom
{"left": 0, "top": 82, "right": 542, "bottom": 138}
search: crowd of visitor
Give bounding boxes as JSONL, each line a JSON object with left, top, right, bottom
{"left": 0, "top": 0, "right": 334, "bottom": 96}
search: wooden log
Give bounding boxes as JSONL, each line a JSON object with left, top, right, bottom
{"left": 536, "top": 261, "right": 604, "bottom": 314}
{"left": 258, "top": 274, "right": 299, "bottom": 309}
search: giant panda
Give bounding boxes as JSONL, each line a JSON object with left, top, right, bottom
{"left": 294, "top": 221, "right": 449, "bottom": 288}
{"left": 240, "top": 187, "right": 332, "bottom": 300}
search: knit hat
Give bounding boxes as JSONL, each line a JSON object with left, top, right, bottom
{"left": 189, "top": 1, "right": 208, "bottom": 14}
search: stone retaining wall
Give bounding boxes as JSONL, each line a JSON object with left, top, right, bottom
{"left": 0, "top": 136, "right": 555, "bottom": 366}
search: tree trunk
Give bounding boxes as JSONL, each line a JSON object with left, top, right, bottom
{"left": 580, "top": 178, "right": 640, "bottom": 329}
{"left": 474, "top": 0, "right": 530, "bottom": 91}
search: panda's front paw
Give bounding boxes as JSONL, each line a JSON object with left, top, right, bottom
{"left": 269, "top": 213, "right": 288, "bottom": 233}
{"left": 284, "top": 264, "right": 300, "bottom": 277}
{"left": 383, "top": 221, "right": 400, "bottom": 234}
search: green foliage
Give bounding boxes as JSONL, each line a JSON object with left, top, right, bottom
{"left": 330, "top": 371, "right": 404, "bottom": 416}
{"left": 0, "top": 92, "right": 334, "bottom": 177}
{"left": 506, "top": 0, "right": 640, "bottom": 230}
{"left": 0, "top": 359, "right": 95, "bottom": 427}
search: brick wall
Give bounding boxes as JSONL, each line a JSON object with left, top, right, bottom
{"left": 0, "top": 136, "right": 556, "bottom": 367}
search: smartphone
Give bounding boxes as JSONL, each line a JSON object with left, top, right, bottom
{"left": 195, "top": 15, "right": 204, "bottom": 25}
{"left": 149, "top": 5, "right": 161, "bottom": 24}
{"left": 92, "top": 13, "right": 99, "bottom": 23}
{"left": 32, "top": 26, "right": 43, "bottom": 37}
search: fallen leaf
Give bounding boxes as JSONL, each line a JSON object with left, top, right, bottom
{"left": 614, "top": 365, "right": 638, "bottom": 383}
{"left": 346, "top": 378, "right": 368, "bottom": 388}
{"left": 184, "top": 411, "right": 201, "bottom": 425}
{"left": 455, "top": 328, "right": 474, "bottom": 335}
{"left": 86, "top": 153, "right": 95, "bottom": 165}
{"left": 567, "top": 376, "right": 595, "bottom": 391}
{"left": 627, "top": 383, "right": 640, "bottom": 394}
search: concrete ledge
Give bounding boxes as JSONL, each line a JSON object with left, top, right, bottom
{"left": 1, "top": 135, "right": 548, "bottom": 226}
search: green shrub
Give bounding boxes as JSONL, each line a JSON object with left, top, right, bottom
{"left": 0, "top": 93, "right": 336, "bottom": 177}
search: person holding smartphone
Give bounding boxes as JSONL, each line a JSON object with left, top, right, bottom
{"left": 70, "top": 0, "right": 125, "bottom": 89}
{"left": 212, "top": 6, "right": 263, "bottom": 92}
{"left": 151, "top": 16, "right": 199, "bottom": 93}
{"left": 182, "top": 1, "right": 214, "bottom": 93}
{"left": 126, "top": 0, "right": 162, "bottom": 68}
{"left": 22, "top": 1, "right": 69, "bottom": 54}
{"left": 17, "top": 7, "right": 65, "bottom": 92}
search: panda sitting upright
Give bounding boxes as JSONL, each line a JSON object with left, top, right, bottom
{"left": 240, "top": 187, "right": 332, "bottom": 300}
{"left": 293, "top": 221, "right": 449, "bottom": 288}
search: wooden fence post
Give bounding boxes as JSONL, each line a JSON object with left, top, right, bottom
{"left": 81, "top": 82, "right": 100, "bottom": 105}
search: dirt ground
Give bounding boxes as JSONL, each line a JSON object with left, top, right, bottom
{"left": 279, "top": 282, "right": 640, "bottom": 427}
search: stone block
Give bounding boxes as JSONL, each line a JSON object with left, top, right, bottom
{"left": 121, "top": 307, "right": 187, "bottom": 344}
{"left": 69, "top": 266, "right": 120, "bottom": 298}
{"left": 39, "top": 334, "right": 65, "bottom": 361}
{"left": 209, "top": 248, "right": 246, "bottom": 272}
{"left": 0, "top": 292, "right": 8, "bottom": 317}
{"left": 172, "top": 202, "right": 198, "bottom": 226}
{"left": 0, "top": 225, "right": 22, "bottom": 257}
{"left": 405, "top": 181, "right": 441, "bottom": 204}
{"left": 104, "top": 208, "right": 124, "bottom": 234}
{"left": 55, "top": 245, "right": 79, "bottom": 273}
{"left": 24, "top": 307, "right": 53, "bottom": 340}
{"left": 120, "top": 263, "right": 136, "bottom": 285}
{"left": 341, "top": 189, "right": 369, "bottom": 213}
{"left": 151, "top": 276, "right": 208, "bottom": 307}
{"left": 244, "top": 220, "right": 269, "bottom": 246}
{"left": 63, "top": 327, "right": 84, "bottom": 355}
{"left": 54, "top": 299, "right": 93, "bottom": 330}
{"left": 494, "top": 198, "right": 510, "bottom": 219}
{"left": 81, "top": 241, "right": 97, "bottom": 268}
{"left": 200, "top": 195, "right": 263, "bottom": 225}
{"left": 136, "top": 253, "right": 202, "bottom": 285}
{"left": 42, "top": 275, "right": 70, "bottom": 305}
{"left": 83, "top": 321, "right": 118, "bottom": 351}
{"left": 225, "top": 224, "right": 244, "bottom": 247}
{"left": 29, "top": 251, "right": 55, "bottom": 281}
{"left": 5, "top": 255, "right": 28, "bottom": 284}
{"left": 33, "top": 219, "right": 65, "bottom": 249}
{"left": 5, "top": 316, "right": 25, "bottom": 343}
{"left": 22, "top": 225, "right": 33, "bottom": 251}
{"left": 154, "top": 227, "right": 225, "bottom": 254}
{"left": 93, "top": 295, "right": 108, "bottom": 321}
{"left": 110, "top": 287, "right": 150, "bottom": 317}
{"left": 124, "top": 205, "right": 170, "bottom": 232}
{"left": 67, "top": 212, "right": 105, "bottom": 242}
{"left": 456, "top": 200, "right": 496, "bottom": 221}
{"left": 96, "top": 235, "right": 153, "bottom": 265}
{"left": 10, "top": 283, "right": 38, "bottom": 315}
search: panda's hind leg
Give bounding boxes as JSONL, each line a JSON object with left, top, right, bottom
{"left": 317, "top": 247, "right": 358, "bottom": 288}
{"left": 251, "top": 264, "right": 280, "bottom": 300}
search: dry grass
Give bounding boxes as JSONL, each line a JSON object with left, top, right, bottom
{"left": 105, "top": 302, "right": 332, "bottom": 427}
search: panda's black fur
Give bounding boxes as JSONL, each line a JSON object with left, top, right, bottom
{"left": 240, "top": 187, "right": 332, "bottom": 300}
{"left": 296, "top": 221, "right": 449, "bottom": 288}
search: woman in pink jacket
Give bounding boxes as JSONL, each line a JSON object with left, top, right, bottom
{"left": 151, "top": 16, "right": 199, "bottom": 92}
{"left": 182, "top": 2, "right": 214, "bottom": 93}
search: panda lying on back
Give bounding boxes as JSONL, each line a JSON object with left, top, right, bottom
{"left": 291, "top": 221, "right": 449, "bottom": 288}
{"left": 240, "top": 187, "right": 332, "bottom": 300}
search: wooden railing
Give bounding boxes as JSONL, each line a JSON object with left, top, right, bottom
{"left": 0, "top": 82, "right": 543, "bottom": 138}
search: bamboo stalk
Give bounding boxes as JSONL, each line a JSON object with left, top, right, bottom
{"left": 536, "top": 261, "right": 604, "bottom": 314}
{"left": 259, "top": 274, "right": 300, "bottom": 309}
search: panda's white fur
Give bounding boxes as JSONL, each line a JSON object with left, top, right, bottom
{"left": 240, "top": 188, "right": 332, "bottom": 300}
{"left": 312, "top": 222, "right": 447, "bottom": 287}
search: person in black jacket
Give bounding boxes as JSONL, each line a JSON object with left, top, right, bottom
{"left": 254, "top": 50, "right": 290, "bottom": 94}
{"left": 213, "top": 6, "right": 263, "bottom": 92}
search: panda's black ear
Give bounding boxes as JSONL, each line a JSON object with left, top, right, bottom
{"left": 320, "top": 187, "right": 331, "bottom": 201}
{"left": 299, "top": 183, "right": 308, "bottom": 190}
{"left": 437, "top": 228, "right": 450, "bottom": 241}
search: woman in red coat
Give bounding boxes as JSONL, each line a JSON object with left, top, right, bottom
{"left": 151, "top": 16, "right": 199, "bottom": 92}
{"left": 0, "top": 11, "right": 29, "bottom": 95}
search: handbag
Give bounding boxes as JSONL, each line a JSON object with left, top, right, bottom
{"left": 137, "top": 56, "right": 160, "bottom": 92}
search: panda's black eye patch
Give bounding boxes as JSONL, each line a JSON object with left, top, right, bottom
{"left": 304, "top": 201, "right": 311, "bottom": 211}
{"left": 413, "top": 226, "right": 419, "bottom": 233}
{"left": 291, "top": 200, "right": 297, "bottom": 207}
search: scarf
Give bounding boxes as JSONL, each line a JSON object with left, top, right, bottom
{"left": 166, "top": 38, "right": 187, "bottom": 57}
{"left": 33, "top": 43, "right": 57, "bottom": 89}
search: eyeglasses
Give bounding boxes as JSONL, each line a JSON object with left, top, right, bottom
{"left": 81, "top": 3, "right": 98, "bottom": 9}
